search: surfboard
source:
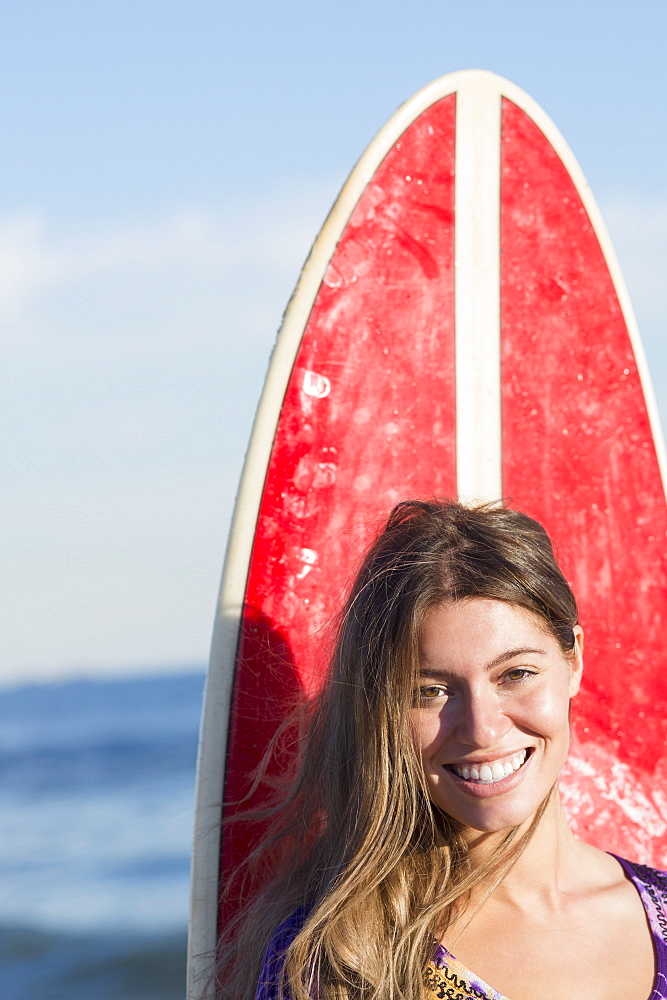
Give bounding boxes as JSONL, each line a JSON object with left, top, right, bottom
{"left": 188, "top": 70, "right": 667, "bottom": 993}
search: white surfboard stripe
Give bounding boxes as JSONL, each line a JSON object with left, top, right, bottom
{"left": 454, "top": 74, "right": 503, "bottom": 505}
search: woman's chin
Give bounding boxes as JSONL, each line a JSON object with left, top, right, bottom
{"left": 440, "top": 787, "right": 559, "bottom": 839}
{"left": 454, "top": 810, "right": 534, "bottom": 837}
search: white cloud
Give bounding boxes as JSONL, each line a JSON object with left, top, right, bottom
{"left": 0, "top": 178, "right": 339, "bottom": 682}
{"left": 1, "top": 178, "right": 339, "bottom": 483}
{"left": 0, "top": 177, "right": 337, "bottom": 338}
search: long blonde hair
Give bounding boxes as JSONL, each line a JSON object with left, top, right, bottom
{"left": 217, "top": 499, "right": 578, "bottom": 999}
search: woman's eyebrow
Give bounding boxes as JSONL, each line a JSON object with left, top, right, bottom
{"left": 486, "top": 647, "right": 546, "bottom": 669}
{"left": 418, "top": 667, "right": 456, "bottom": 680}
{"left": 419, "top": 647, "right": 546, "bottom": 679}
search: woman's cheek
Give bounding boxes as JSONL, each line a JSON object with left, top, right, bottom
{"left": 514, "top": 680, "right": 571, "bottom": 736}
{"left": 411, "top": 707, "right": 446, "bottom": 756}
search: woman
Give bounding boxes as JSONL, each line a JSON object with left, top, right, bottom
{"left": 221, "top": 499, "right": 666, "bottom": 1000}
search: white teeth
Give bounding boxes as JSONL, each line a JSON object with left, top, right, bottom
{"left": 451, "top": 749, "right": 528, "bottom": 783}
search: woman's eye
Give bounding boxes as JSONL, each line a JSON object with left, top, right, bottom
{"left": 504, "top": 668, "right": 535, "bottom": 683}
{"left": 419, "top": 685, "right": 448, "bottom": 701}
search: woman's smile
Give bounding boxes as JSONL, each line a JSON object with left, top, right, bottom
{"left": 412, "top": 598, "right": 583, "bottom": 832}
{"left": 444, "top": 746, "right": 534, "bottom": 797}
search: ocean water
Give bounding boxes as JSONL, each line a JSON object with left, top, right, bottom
{"left": 0, "top": 670, "right": 205, "bottom": 1000}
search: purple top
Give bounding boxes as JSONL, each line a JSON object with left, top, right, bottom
{"left": 255, "top": 857, "right": 667, "bottom": 999}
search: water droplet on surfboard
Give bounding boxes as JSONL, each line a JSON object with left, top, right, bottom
{"left": 302, "top": 370, "right": 331, "bottom": 398}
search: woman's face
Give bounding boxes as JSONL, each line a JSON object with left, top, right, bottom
{"left": 411, "top": 598, "right": 583, "bottom": 835}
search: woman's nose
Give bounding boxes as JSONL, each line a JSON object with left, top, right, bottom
{"left": 454, "top": 690, "right": 512, "bottom": 748}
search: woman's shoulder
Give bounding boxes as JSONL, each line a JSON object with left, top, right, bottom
{"left": 614, "top": 855, "right": 667, "bottom": 948}
{"left": 615, "top": 854, "right": 667, "bottom": 894}
{"left": 255, "top": 907, "right": 309, "bottom": 1000}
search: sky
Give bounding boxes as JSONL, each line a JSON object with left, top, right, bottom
{"left": 1, "top": 0, "right": 666, "bottom": 684}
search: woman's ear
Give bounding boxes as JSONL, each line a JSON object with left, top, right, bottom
{"left": 568, "top": 625, "right": 584, "bottom": 697}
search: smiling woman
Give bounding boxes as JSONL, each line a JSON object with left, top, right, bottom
{"left": 218, "top": 500, "right": 665, "bottom": 1000}
{"left": 414, "top": 599, "right": 583, "bottom": 834}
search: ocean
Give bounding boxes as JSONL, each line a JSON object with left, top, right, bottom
{"left": 0, "top": 670, "right": 205, "bottom": 1000}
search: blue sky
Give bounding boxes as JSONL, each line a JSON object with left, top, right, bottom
{"left": 1, "top": 1, "right": 666, "bottom": 682}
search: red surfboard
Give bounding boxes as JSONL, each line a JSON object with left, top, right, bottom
{"left": 188, "top": 70, "right": 667, "bottom": 991}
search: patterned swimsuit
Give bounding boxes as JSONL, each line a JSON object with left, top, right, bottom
{"left": 255, "top": 857, "right": 667, "bottom": 1000}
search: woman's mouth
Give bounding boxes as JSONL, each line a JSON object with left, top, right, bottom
{"left": 444, "top": 748, "right": 534, "bottom": 794}
{"left": 448, "top": 748, "right": 530, "bottom": 783}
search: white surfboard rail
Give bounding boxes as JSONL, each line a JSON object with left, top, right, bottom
{"left": 186, "top": 69, "right": 665, "bottom": 998}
